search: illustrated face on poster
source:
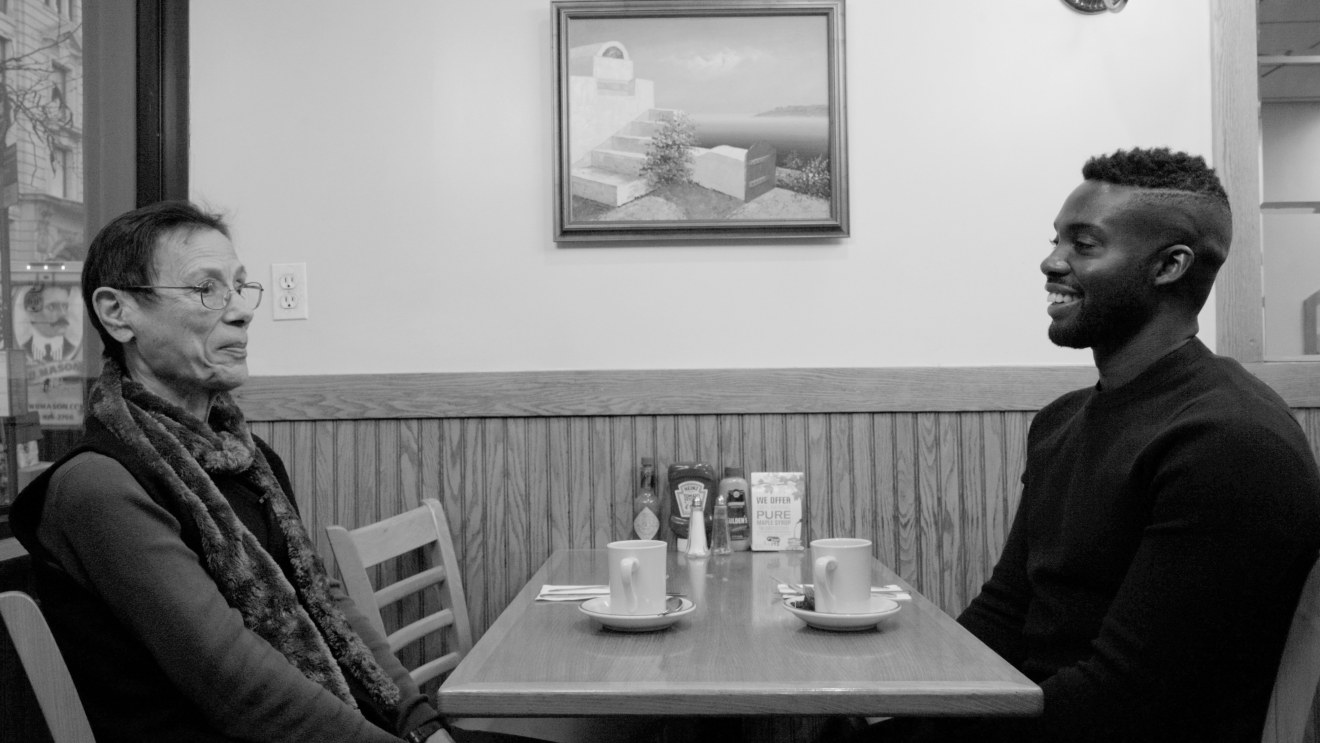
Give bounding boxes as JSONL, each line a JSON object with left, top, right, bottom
{"left": 13, "top": 282, "right": 85, "bottom": 426}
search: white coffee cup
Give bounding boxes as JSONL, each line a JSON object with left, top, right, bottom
{"left": 607, "top": 539, "right": 667, "bottom": 615}
{"left": 811, "top": 537, "right": 872, "bottom": 613}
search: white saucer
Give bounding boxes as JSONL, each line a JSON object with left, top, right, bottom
{"left": 782, "top": 596, "right": 901, "bottom": 631}
{"left": 579, "top": 596, "right": 695, "bottom": 632}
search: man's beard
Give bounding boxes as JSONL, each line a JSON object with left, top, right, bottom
{"left": 1048, "top": 282, "right": 1152, "bottom": 350}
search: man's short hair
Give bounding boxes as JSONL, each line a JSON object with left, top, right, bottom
{"left": 1081, "top": 147, "right": 1233, "bottom": 310}
{"left": 82, "top": 201, "right": 230, "bottom": 363}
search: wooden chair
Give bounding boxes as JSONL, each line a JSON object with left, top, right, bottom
{"left": 0, "top": 591, "right": 96, "bottom": 743}
{"left": 1262, "top": 555, "right": 1320, "bottom": 743}
{"left": 326, "top": 498, "right": 473, "bottom": 688}
{"left": 328, "top": 501, "right": 660, "bottom": 743}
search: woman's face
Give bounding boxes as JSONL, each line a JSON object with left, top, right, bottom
{"left": 123, "top": 228, "right": 253, "bottom": 415}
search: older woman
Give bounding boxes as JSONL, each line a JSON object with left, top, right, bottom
{"left": 11, "top": 201, "right": 454, "bottom": 743}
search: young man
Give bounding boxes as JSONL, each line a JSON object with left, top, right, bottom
{"left": 855, "top": 148, "right": 1320, "bottom": 742}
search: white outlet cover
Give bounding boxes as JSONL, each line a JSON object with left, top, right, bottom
{"left": 271, "top": 262, "right": 308, "bottom": 320}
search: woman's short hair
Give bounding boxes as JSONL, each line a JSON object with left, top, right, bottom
{"left": 82, "top": 201, "right": 230, "bottom": 362}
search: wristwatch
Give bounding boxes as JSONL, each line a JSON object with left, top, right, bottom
{"left": 402, "top": 721, "right": 445, "bottom": 743}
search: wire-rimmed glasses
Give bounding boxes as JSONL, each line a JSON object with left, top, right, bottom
{"left": 124, "top": 279, "right": 264, "bottom": 311}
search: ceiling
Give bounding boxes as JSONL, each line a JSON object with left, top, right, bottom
{"left": 1258, "top": 0, "right": 1320, "bottom": 101}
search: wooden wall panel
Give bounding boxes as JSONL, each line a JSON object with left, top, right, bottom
{"left": 270, "top": 407, "right": 1320, "bottom": 640}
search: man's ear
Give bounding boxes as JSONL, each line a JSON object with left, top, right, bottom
{"left": 93, "top": 287, "right": 136, "bottom": 343}
{"left": 1152, "top": 244, "right": 1194, "bottom": 287}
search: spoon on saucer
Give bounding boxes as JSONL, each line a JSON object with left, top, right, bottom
{"left": 659, "top": 596, "right": 685, "bottom": 615}
{"left": 773, "top": 575, "right": 814, "bottom": 599}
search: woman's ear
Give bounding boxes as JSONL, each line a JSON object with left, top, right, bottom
{"left": 93, "top": 287, "right": 136, "bottom": 343}
{"left": 1152, "top": 244, "right": 1194, "bottom": 287}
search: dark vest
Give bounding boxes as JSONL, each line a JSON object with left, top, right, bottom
{"left": 10, "top": 418, "right": 297, "bottom": 743}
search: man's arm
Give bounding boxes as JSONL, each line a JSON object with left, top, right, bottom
{"left": 957, "top": 483, "right": 1032, "bottom": 667}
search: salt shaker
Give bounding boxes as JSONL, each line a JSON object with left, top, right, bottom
{"left": 686, "top": 492, "right": 709, "bottom": 558}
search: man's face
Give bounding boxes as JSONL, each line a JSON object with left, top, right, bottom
{"left": 1041, "top": 181, "right": 1163, "bottom": 353}
{"left": 28, "top": 287, "right": 71, "bottom": 338}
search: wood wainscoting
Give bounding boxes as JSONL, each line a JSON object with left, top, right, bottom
{"left": 250, "top": 410, "right": 1038, "bottom": 638}
{"left": 237, "top": 364, "right": 1320, "bottom": 644}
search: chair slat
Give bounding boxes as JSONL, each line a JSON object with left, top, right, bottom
{"left": 351, "top": 510, "right": 440, "bottom": 566}
{"left": 387, "top": 610, "right": 455, "bottom": 653}
{"left": 375, "top": 565, "right": 447, "bottom": 609}
{"left": 411, "top": 652, "right": 461, "bottom": 687}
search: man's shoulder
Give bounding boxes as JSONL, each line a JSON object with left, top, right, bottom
{"left": 1186, "top": 352, "right": 1297, "bottom": 425}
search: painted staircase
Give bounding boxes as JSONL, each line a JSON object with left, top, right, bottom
{"left": 571, "top": 108, "right": 681, "bottom": 207}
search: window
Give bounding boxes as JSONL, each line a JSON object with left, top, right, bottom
{"left": 1257, "top": 3, "right": 1320, "bottom": 360}
{"left": 51, "top": 62, "right": 69, "bottom": 109}
{"left": 1210, "top": 0, "right": 1320, "bottom": 369}
{"left": 47, "top": 146, "right": 67, "bottom": 198}
{"left": 0, "top": 0, "right": 185, "bottom": 545}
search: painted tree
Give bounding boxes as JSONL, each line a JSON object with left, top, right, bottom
{"left": 639, "top": 111, "right": 696, "bottom": 187}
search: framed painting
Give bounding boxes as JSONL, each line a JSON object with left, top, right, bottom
{"left": 552, "top": 0, "right": 848, "bottom": 243}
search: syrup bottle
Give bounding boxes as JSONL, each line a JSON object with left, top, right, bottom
{"left": 719, "top": 466, "right": 750, "bottom": 551}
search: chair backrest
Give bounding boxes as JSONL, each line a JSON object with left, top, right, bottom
{"left": 1262, "top": 555, "right": 1320, "bottom": 743}
{"left": 326, "top": 498, "right": 473, "bottom": 688}
{"left": 0, "top": 591, "right": 96, "bottom": 743}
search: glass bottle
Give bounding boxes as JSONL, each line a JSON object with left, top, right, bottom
{"left": 632, "top": 457, "right": 660, "bottom": 540}
{"left": 719, "top": 466, "right": 750, "bottom": 551}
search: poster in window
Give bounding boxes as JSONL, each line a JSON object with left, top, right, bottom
{"left": 12, "top": 281, "right": 84, "bottom": 427}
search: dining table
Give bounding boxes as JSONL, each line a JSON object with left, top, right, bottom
{"left": 437, "top": 547, "right": 1042, "bottom": 719}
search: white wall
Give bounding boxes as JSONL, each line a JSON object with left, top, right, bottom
{"left": 190, "top": 0, "right": 1214, "bottom": 376}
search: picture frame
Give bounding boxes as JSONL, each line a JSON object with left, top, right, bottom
{"left": 552, "top": 0, "right": 848, "bottom": 243}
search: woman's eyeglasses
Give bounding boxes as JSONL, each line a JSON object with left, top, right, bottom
{"left": 124, "top": 280, "right": 264, "bottom": 311}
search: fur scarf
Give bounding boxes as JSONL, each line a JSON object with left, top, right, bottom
{"left": 88, "top": 358, "right": 401, "bottom": 713}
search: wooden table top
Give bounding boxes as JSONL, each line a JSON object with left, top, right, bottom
{"left": 437, "top": 549, "right": 1042, "bottom": 718}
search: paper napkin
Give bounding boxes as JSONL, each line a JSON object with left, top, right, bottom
{"left": 775, "top": 583, "right": 911, "bottom": 601}
{"left": 536, "top": 584, "right": 609, "bottom": 602}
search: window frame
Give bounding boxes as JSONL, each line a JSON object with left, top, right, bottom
{"left": 135, "top": 0, "right": 188, "bottom": 205}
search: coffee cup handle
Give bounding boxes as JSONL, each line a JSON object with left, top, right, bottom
{"left": 621, "top": 557, "right": 640, "bottom": 613}
{"left": 813, "top": 556, "right": 838, "bottom": 611}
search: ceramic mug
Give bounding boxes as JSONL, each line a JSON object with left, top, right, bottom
{"left": 811, "top": 537, "right": 872, "bottom": 613}
{"left": 607, "top": 539, "right": 667, "bottom": 615}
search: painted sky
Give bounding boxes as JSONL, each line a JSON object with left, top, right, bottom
{"left": 567, "top": 15, "right": 829, "bottom": 116}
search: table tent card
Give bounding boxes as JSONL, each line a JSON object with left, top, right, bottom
{"left": 749, "top": 472, "right": 805, "bottom": 551}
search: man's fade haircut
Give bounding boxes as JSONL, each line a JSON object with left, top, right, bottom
{"left": 1081, "top": 147, "right": 1232, "bottom": 311}
{"left": 82, "top": 200, "right": 231, "bottom": 363}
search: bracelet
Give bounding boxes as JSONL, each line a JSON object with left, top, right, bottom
{"left": 402, "top": 721, "right": 445, "bottom": 743}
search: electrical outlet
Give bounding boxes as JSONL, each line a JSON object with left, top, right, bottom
{"left": 271, "top": 262, "right": 309, "bottom": 321}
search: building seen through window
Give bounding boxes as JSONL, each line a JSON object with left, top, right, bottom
{"left": 0, "top": 0, "right": 82, "bottom": 509}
